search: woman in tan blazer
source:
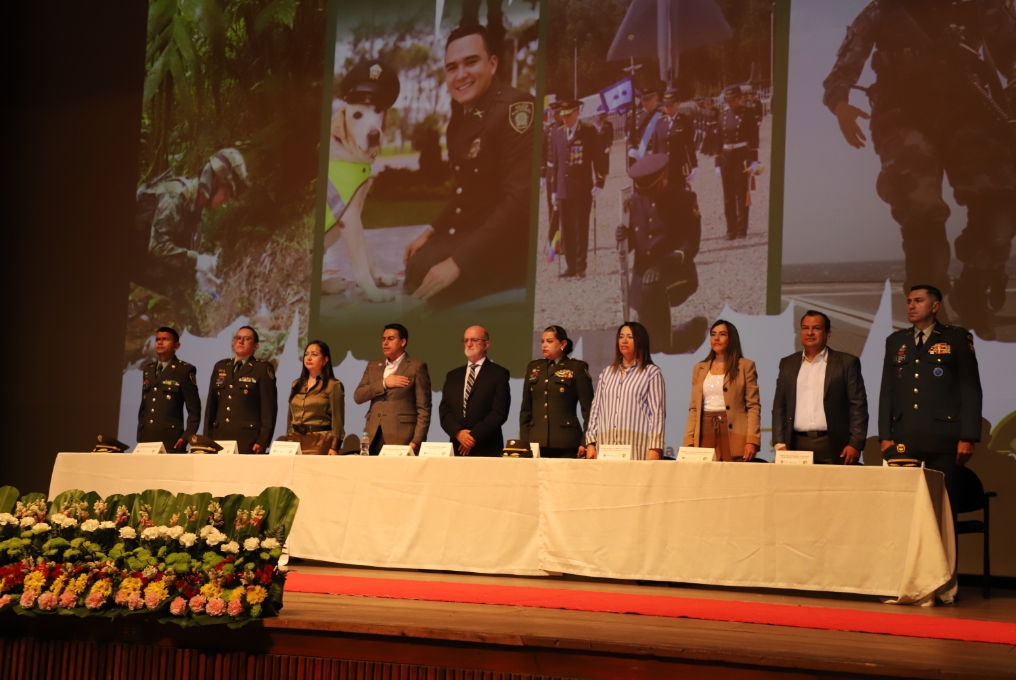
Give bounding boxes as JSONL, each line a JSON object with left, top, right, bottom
{"left": 683, "top": 319, "right": 761, "bottom": 461}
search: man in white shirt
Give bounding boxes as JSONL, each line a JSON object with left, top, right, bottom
{"left": 353, "top": 323, "right": 431, "bottom": 455}
{"left": 772, "top": 311, "right": 868, "bottom": 464}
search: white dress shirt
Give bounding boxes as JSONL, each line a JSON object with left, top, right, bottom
{"left": 794, "top": 347, "right": 828, "bottom": 432}
{"left": 383, "top": 352, "right": 405, "bottom": 382}
{"left": 462, "top": 356, "right": 487, "bottom": 405}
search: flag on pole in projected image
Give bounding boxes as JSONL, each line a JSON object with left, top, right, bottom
{"left": 600, "top": 77, "right": 633, "bottom": 113}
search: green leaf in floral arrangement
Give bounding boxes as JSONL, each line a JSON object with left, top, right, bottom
{"left": 103, "top": 494, "right": 138, "bottom": 523}
{"left": 19, "top": 492, "right": 47, "bottom": 506}
{"left": 216, "top": 494, "right": 246, "bottom": 538}
{"left": 226, "top": 496, "right": 261, "bottom": 541}
{"left": 48, "top": 489, "right": 99, "bottom": 518}
{"left": 172, "top": 492, "right": 212, "bottom": 531}
{"left": 131, "top": 489, "right": 176, "bottom": 527}
{"left": 0, "top": 486, "right": 19, "bottom": 513}
{"left": 256, "top": 487, "right": 300, "bottom": 543}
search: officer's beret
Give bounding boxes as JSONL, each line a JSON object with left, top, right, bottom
{"left": 558, "top": 100, "right": 582, "bottom": 115}
{"left": 724, "top": 85, "right": 744, "bottom": 99}
{"left": 337, "top": 60, "right": 401, "bottom": 110}
{"left": 662, "top": 88, "right": 682, "bottom": 104}
{"left": 627, "top": 153, "right": 669, "bottom": 189}
{"left": 93, "top": 434, "right": 129, "bottom": 453}
{"left": 189, "top": 434, "right": 223, "bottom": 455}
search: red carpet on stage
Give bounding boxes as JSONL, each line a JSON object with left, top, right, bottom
{"left": 286, "top": 572, "right": 1016, "bottom": 646}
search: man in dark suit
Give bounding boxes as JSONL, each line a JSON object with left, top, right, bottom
{"left": 651, "top": 88, "right": 698, "bottom": 185}
{"left": 353, "top": 323, "right": 431, "bottom": 455}
{"left": 439, "top": 325, "right": 511, "bottom": 456}
{"left": 772, "top": 310, "right": 868, "bottom": 464}
{"left": 879, "top": 285, "right": 982, "bottom": 507}
{"left": 204, "top": 325, "right": 278, "bottom": 454}
{"left": 549, "top": 100, "right": 607, "bottom": 278}
{"left": 137, "top": 326, "right": 201, "bottom": 453}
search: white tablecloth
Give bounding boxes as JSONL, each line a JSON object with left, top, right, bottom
{"left": 50, "top": 454, "right": 954, "bottom": 601}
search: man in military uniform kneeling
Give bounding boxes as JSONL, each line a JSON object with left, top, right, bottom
{"left": 616, "top": 154, "right": 706, "bottom": 353}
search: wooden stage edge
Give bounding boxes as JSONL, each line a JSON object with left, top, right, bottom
{"left": 3, "top": 563, "right": 1015, "bottom": 680}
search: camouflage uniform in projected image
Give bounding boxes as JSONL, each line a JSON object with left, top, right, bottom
{"left": 134, "top": 149, "right": 249, "bottom": 331}
{"left": 823, "top": 0, "right": 1016, "bottom": 340}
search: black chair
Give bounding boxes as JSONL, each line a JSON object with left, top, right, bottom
{"left": 953, "top": 466, "right": 997, "bottom": 598}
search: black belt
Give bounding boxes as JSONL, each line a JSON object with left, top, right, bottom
{"left": 794, "top": 430, "right": 828, "bottom": 439}
{"left": 292, "top": 424, "right": 331, "bottom": 435}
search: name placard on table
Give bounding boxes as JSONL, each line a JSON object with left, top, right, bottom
{"left": 269, "top": 441, "right": 301, "bottom": 456}
{"left": 775, "top": 449, "right": 813, "bottom": 465}
{"left": 598, "top": 444, "right": 631, "bottom": 460}
{"left": 379, "top": 445, "right": 413, "bottom": 457}
{"left": 418, "top": 442, "right": 454, "bottom": 457}
{"left": 132, "top": 442, "right": 166, "bottom": 455}
{"left": 216, "top": 440, "right": 238, "bottom": 455}
{"left": 676, "top": 447, "right": 716, "bottom": 462}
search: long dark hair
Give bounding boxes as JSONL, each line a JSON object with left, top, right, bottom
{"left": 611, "top": 321, "right": 654, "bottom": 372}
{"left": 289, "top": 340, "right": 336, "bottom": 402}
{"left": 704, "top": 319, "right": 742, "bottom": 377}
{"left": 543, "top": 325, "right": 573, "bottom": 356}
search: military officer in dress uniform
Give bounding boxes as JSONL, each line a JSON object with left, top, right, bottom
{"left": 549, "top": 100, "right": 607, "bottom": 278}
{"left": 879, "top": 285, "right": 983, "bottom": 509}
{"left": 627, "top": 84, "right": 663, "bottom": 167}
{"left": 520, "top": 326, "right": 594, "bottom": 458}
{"left": 204, "top": 325, "right": 279, "bottom": 455}
{"left": 403, "top": 24, "right": 534, "bottom": 307}
{"left": 137, "top": 327, "right": 201, "bottom": 453}
{"left": 651, "top": 88, "right": 698, "bottom": 185}
{"left": 542, "top": 101, "right": 564, "bottom": 208}
{"left": 715, "top": 85, "right": 761, "bottom": 240}
{"left": 594, "top": 105, "right": 614, "bottom": 176}
{"left": 616, "top": 154, "right": 704, "bottom": 353}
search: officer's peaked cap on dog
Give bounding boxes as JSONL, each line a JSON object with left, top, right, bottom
{"left": 338, "top": 60, "right": 401, "bottom": 111}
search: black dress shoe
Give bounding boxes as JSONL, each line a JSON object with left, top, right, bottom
{"left": 577, "top": 270, "right": 586, "bottom": 278}
{"left": 561, "top": 269, "right": 576, "bottom": 278}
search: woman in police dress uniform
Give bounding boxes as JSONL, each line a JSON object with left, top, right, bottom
{"left": 519, "top": 326, "right": 594, "bottom": 458}
{"left": 287, "top": 341, "right": 345, "bottom": 455}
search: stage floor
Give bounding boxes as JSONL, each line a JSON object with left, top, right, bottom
{"left": 268, "top": 561, "right": 1016, "bottom": 679}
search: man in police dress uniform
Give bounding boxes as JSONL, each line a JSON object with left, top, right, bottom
{"left": 616, "top": 154, "right": 703, "bottom": 353}
{"left": 879, "top": 285, "right": 983, "bottom": 509}
{"left": 715, "top": 85, "right": 760, "bottom": 240}
{"left": 652, "top": 88, "right": 698, "bottom": 185}
{"left": 594, "top": 106, "right": 614, "bottom": 176}
{"left": 627, "top": 84, "right": 663, "bottom": 167}
{"left": 137, "top": 327, "right": 201, "bottom": 453}
{"left": 519, "top": 334, "right": 594, "bottom": 458}
{"left": 403, "top": 24, "right": 534, "bottom": 307}
{"left": 549, "top": 100, "right": 607, "bottom": 278}
{"left": 204, "top": 325, "right": 278, "bottom": 455}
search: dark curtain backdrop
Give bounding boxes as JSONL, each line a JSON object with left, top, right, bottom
{"left": 1, "top": 3, "right": 148, "bottom": 494}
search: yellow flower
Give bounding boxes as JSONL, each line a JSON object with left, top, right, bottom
{"left": 24, "top": 571, "right": 46, "bottom": 592}
{"left": 0, "top": 577, "right": 7, "bottom": 594}
{"left": 66, "top": 574, "right": 89, "bottom": 595}
{"left": 199, "top": 582, "right": 222, "bottom": 600}
{"left": 90, "top": 580, "right": 112, "bottom": 597}
{"left": 144, "top": 580, "right": 169, "bottom": 602}
{"left": 227, "top": 586, "right": 245, "bottom": 602}
{"left": 50, "top": 575, "right": 67, "bottom": 597}
{"left": 245, "top": 586, "right": 267, "bottom": 605}
{"left": 118, "top": 577, "right": 142, "bottom": 595}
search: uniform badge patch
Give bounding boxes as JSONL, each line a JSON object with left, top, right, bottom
{"left": 528, "top": 368, "right": 540, "bottom": 381}
{"left": 928, "top": 343, "right": 951, "bottom": 355}
{"left": 369, "top": 63, "right": 382, "bottom": 81}
{"left": 554, "top": 369, "right": 574, "bottom": 379}
{"left": 933, "top": 367, "right": 944, "bottom": 377}
{"left": 267, "top": 365, "right": 275, "bottom": 380}
{"left": 509, "top": 101, "right": 534, "bottom": 134}
{"left": 190, "top": 372, "right": 196, "bottom": 384}
{"left": 468, "top": 138, "right": 481, "bottom": 159}
{"left": 896, "top": 443, "right": 906, "bottom": 454}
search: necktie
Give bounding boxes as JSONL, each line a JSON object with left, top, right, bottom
{"left": 234, "top": 360, "right": 242, "bottom": 374}
{"left": 916, "top": 331, "right": 925, "bottom": 351}
{"left": 156, "top": 363, "right": 163, "bottom": 378}
{"left": 463, "top": 363, "right": 477, "bottom": 417}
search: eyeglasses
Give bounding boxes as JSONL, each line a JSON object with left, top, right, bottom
{"left": 463, "top": 338, "right": 487, "bottom": 345}
{"left": 233, "top": 336, "right": 256, "bottom": 343}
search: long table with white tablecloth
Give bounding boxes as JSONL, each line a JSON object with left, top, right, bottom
{"left": 49, "top": 454, "right": 955, "bottom": 603}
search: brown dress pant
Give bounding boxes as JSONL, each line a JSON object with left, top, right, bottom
{"left": 700, "top": 411, "right": 741, "bottom": 462}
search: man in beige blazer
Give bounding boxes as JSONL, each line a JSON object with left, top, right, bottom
{"left": 353, "top": 323, "right": 431, "bottom": 454}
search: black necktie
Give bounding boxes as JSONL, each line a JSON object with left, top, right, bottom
{"left": 916, "top": 331, "right": 925, "bottom": 351}
{"left": 234, "top": 360, "right": 242, "bottom": 374}
{"left": 156, "top": 363, "right": 163, "bottom": 378}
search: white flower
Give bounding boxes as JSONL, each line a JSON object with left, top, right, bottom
{"left": 20, "top": 517, "right": 36, "bottom": 528}
{"left": 156, "top": 525, "right": 171, "bottom": 536}
{"left": 140, "top": 527, "right": 161, "bottom": 541}
{"left": 142, "top": 565, "right": 158, "bottom": 579}
{"left": 278, "top": 564, "right": 289, "bottom": 573}
{"left": 167, "top": 526, "right": 184, "bottom": 540}
{"left": 179, "top": 533, "right": 197, "bottom": 548}
{"left": 80, "top": 519, "right": 100, "bottom": 533}
{"left": 204, "top": 530, "right": 226, "bottom": 546}
{"left": 50, "top": 513, "right": 67, "bottom": 524}
{"left": 59, "top": 516, "right": 78, "bottom": 528}
{"left": 119, "top": 526, "right": 137, "bottom": 539}
{"left": 199, "top": 525, "right": 216, "bottom": 538}
{"left": 0, "top": 513, "right": 15, "bottom": 526}
{"left": 220, "top": 541, "right": 240, "bottom": 554}
{"left": 260, "top": 538, "right": 280, "bottom": 550}
{"left": 32, "top": 523, "right": 51, "bottom": 533}
{"left": 243, "top": 537, "right": 260, "bottom": 551}
{"left": 99, "top": 521, "right": 115, "bottom": 530}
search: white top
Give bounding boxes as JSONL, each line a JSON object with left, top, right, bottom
{"left": 383, "top": 352, "right": 405, "bottom": 381}
{"left": 794, "top": 347, "right": 828, "bottom": 432}
{"left": 702, "top": 373, "right": 726, "bottom": 411}
{"left": 463, "top": 356, "right": 487, "bottom": 405}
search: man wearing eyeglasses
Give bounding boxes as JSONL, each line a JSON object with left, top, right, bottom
{"left": 438, "top": 326, "right": 510, "bottom": 456}
{"left": 204, "top": 325, "right": 278, "bottom": 454}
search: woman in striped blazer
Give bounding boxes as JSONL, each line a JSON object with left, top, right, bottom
{"left": 582, "top": 322, "right": 665, "bottom": 460}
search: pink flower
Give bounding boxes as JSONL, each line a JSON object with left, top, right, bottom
{"left": 169, "top": 597, "right": 187, "bottom": 616}
{"left": 85, "top": 592, "right": 105, "bottom": 610}
{"left": 38, "top": 591, "right": 57, "bottom": 611}
{"left": 114, "top": 590, "right": 127, "bottom": 606}
{"left": 144, "top": 590, "right": 162, "bottom": 610}
{"left": 127, "top": 591, "right": 144, "bottom": 611}
{"left": 0, "top": 595, "right": 10, "bottom": 609}
{"left": 188, "top": 595, "right": 206, "bottom": 614}
{"left": 19, "top": 590, "right": 37, "bottom": 608}
{"left": 205, "top": 597, "right": 226, "bottom": 617}
{"left": 227, "top": 599, "right": 243, "bottom": 617}
{"left": 58, "top": 591, "right": 77, "bottom": 608}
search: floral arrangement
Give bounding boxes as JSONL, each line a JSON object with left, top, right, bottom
{"left": 0, "top": 485, "right": 298, "bottom": 628}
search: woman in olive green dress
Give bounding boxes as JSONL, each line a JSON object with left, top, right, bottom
{"left": 287, "top": 340, "right": 345, "bottom": 455}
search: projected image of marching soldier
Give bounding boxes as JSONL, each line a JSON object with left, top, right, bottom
{"left": 823, "top": 0, "right": 1016, "bottom": 341}
{"left": 716, "top": 85, "right": 761, "bottom": 240}
{"left": 652, "top": 88, "right": 699, "bottom": 185}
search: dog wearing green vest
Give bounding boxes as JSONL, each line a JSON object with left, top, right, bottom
{"left": 322, "top": 60, "right": 402, "bottom": 302}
